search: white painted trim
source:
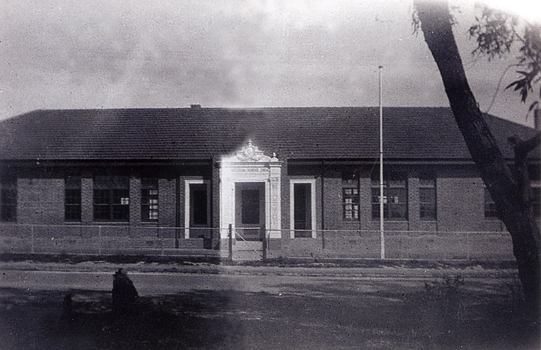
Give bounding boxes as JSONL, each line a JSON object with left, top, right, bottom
{"left": 219, "top": 139, "right": 282, "bottom": 240}
{"left": 290, "top": 178, "right": 317, "bottom": 239}
{"left": 184, "top": 179, "right": 210, "bottom": 239}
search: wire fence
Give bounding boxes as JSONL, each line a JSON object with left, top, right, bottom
{"left": 0, "top": 223, "right": 515, "bottom": 261}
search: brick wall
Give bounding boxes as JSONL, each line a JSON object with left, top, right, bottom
{"left": 437, "top": 170, "right": 485, "bottom": 232}
{"left": 277, "top": 164, "right": 512, "bottom": 259}
{"left": 407, "top": 176, "right": 420, "bottom": 230}
{"left": 322, "top": 169, "right": 342, "bottom": 230}
{"left": 0, "top": 161, "right": 517, "bottom": 259}
{"left": 130, "top": 177, "right": 141, "bottom": 225}
{"left": 81, "top": 177, "right": 93, "bottom": 224}
{"left": 312, "top": 165, "right": 498, "bottom": 234}
{"left": 159, "top": 178, "right": 176, "bottom": 227}
{"left": 212, "top": 162, "right": 221, "bottom": 248}
{"left": 18, "top": 178, "right": 64, "bottom": 224}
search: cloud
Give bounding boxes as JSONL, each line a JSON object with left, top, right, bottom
{"left": 0, "top": 0, "right": 538, "bottom": 126}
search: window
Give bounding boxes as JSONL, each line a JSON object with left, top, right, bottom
{"left": 65, "top": 176, "right": 81, "bottom": 221}
{"left": 372, "top": 174, "right": 408, "bottom": 220}
{"left": 141, "top": 178, "right": 158, "bottom": 222}
{"left": 343, "top": 188, "right": 359, "bottom": 220}
{"left": 294, "top": 183, "right": 312, "bottom": 237}
{"left": 185, "top": 180, "right": 210, "bottom": 239}
{"left": 419, "top": 176, "right": 436, "bottom": 220}
{"left": 191, "top": 183, "right": 210, "bottom": 226}
{"left": 484, "top": 188, "right": 498, "bottom": 218}
{"left": 93, "top": 176, "right": 129, "bottom": 222}
{"left": 290, "top": 179, "right": 316, "bottom": 238}
{"left": 1, "top": 177, "right": 17, "bottom": 222}
{"left": 342, "top": 170, "right": 359, "bottom": 220}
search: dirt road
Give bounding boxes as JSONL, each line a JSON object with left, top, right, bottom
{"left": 0, "top": 262, "right": 516, "bottom": 296}
{"left": 0, "top": 262, "right": 536, "bottom": 349}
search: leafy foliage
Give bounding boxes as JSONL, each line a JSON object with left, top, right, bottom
{"left": 469, "top": 6, "right": 541, "bottom": 113}
{"left": 407, "top": 275, "right": 466, "bottom": 346}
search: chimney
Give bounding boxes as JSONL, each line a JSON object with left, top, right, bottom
{"left": 535, "top": 108, "right": 541, "bottom": 130}
{"left": 190, "top": 104, "right": 201, "bottom": 109}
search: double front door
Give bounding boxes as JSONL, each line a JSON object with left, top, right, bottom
{"left": 235, "top": 182, "right": 265, "bottom": 241}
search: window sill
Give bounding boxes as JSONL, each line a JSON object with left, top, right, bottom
{"left": 140, "top": 222, "right": 159, "bottom": 227}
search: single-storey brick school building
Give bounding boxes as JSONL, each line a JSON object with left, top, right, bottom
{"left": 0, "top": 107, "right": 539, "bottom": 260}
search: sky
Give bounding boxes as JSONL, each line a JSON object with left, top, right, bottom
{"left": 0, "top": 0, "right": 540, "bottom": 126}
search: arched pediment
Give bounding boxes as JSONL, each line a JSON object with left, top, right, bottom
{"left": 222, "top": 139, "right": 278, "bottom": 163}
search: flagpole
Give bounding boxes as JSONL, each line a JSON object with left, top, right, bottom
{"left": 379, "top": 66, "right": 385, "bottom": 260}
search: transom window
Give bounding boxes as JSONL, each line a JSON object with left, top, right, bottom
{"left": 141, "top": 178, "right": 159, "bottom": 222}
{"left": 65, "top": 176, "right": 81, "bottom": 222}
{"left": 93, "top": 176, "right": 130, "bottom": 222}
{"left": 372, "top": 174, "right": 408, "bottom": 220}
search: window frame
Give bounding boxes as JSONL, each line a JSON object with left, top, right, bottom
{"left": 141, "top": 178, "right": 159, "bottom": 223}
{"left": 65, "top": 176, "right": 81, "bottom": 222}
{"left": 184, "top": 179, "right": 211, "bottom": 239}
{"left": 371, "top": 174, "right": 408, "bottom": 221}
{"left": 342, "top": 170, "right": 359, "bottom": 221}
{"left": 289, "top": 178, "right": 317, "bottom": 238}
{"left": 93, "top": 176, "right": 130, "bottom": 222}
{"left": 419, "top": 175, "right": 437, "bottom": 221}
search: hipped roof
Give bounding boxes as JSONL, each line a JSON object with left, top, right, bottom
{"left": 0, "top": 107, "right": 538, "bottom": 161}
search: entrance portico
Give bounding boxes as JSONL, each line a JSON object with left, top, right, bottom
{"left": 219, "top": 140, "right": 282, "bottom": 257}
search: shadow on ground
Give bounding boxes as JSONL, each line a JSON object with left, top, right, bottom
{"left": 0, "top": 284, "right": 539, "bottom": 350}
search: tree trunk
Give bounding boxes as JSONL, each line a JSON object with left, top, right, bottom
{"left": 414, "top": 0, "right": 540, "bottom": 308}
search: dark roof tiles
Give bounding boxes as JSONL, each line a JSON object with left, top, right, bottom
{"left": 0, "top": 107, "right": 538, "bottom": 161}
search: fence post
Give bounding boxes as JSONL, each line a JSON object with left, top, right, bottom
{"left": 228, "top": 224, "right": 233, "bottom": 261}
{"left": 262, "top": 227, "right": 267, "bottom": 260}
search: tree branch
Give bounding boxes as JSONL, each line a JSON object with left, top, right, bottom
{"left": 508, "top": 132, "right": 541, "bottom": 160}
